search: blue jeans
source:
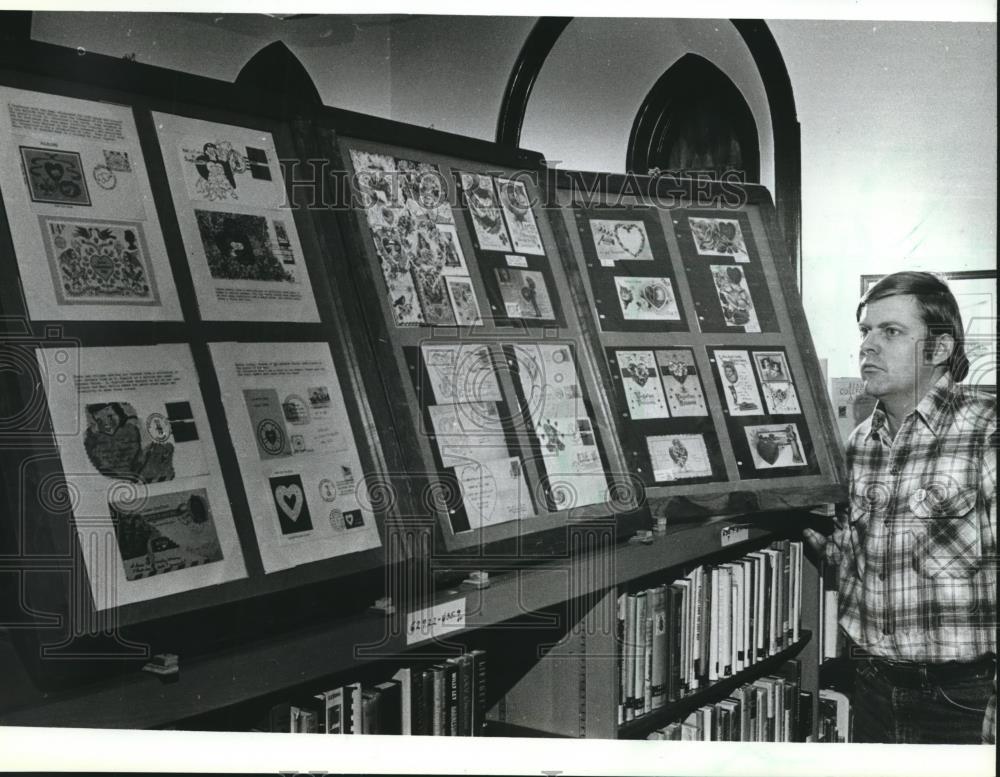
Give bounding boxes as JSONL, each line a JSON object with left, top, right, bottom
{"left": 852, "top": 658, "right": 994, "bottom": 744}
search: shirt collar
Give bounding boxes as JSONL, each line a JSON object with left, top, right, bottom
{"left": 866, "top": 373, "right": 955, "bottom": 440}
{"left": 914, "top": 372, "right": 956, "bottom": 436}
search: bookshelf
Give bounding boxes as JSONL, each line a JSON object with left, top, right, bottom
{"left": 617, "top": 629, "right": 811, "bottom": 739}
{"left": 0, "top": 31, "right": 841, "bottom": 741}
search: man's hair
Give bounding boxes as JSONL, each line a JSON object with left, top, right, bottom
{"left": 856, "top": 271, "right": 969, "bottom": 381}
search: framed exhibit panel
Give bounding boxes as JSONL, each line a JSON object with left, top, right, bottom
{"left": 0, "top": 56, "right": 396, "bottom": 642}
{"left": 548, "top": 171, "right": 847, "bottom": 519}
{"left": 861, "top": 270, "right": 997, "bottom": 393}
{"left": 301, "top": 121, "right": 642, "bottom": 552}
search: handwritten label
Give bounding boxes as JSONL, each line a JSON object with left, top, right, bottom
{"left": 406, "top": 597, "right": 466, "bottom": 645}
{"left": 505, "top": 254, "right": 528, "bottom": 268}
{"left": 720, "top": 524, "right": 750, "bottom": 547}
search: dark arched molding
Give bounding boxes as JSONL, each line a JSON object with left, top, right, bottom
{"left": 627, "top": 54, "right": 760, "bottom": 184}
{"left": 0, "top": 10, "right": 32, "bottom": 41}
{"left": 496, "top": 17, "right": 571, "bottom": 147}
{"left": 733, "top": 20, "right": 802, "bottom": 286}
{"left": 235, "top": 41, "right": 322, "bottom": 115}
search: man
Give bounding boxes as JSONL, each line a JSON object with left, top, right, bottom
{"left": 804, "top": 271, "right": 996, "bottom": 744}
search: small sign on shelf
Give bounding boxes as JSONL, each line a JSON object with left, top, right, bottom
{"left": 720, "top": 524, "right": 750, "bottom": 547}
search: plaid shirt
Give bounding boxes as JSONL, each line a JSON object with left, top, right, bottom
{"left": 825, "top": 373, "right": 997, "bottom": 662}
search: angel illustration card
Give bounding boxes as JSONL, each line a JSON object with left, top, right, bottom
{"left": 445, "top": 275, "right": 483, "bottom": 327}
{"left": 459, "top": 172, "right": 511, "bottom": 252}
{"left": 713, "top": 349, "right": 764, "bottom": 416}
{"left": 710, "top": 264, "right": 760, "bottom": 333}
{"left": 496, "top": 177, "right": 545, "bottom": 255}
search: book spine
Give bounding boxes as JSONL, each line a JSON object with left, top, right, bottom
{"left": 732, "top": 565, "right": 743, "bottom": 673}
{"left": 634, "top": 591, "right": 648, "bottom": 715}
{"left": 719, "top": 565, "right": 732, "bottom": 676}
{"left": 375, "top": 680, "right": 402, "bottom": 736}
{"left": 781, "top": 539, "right": 791, "bottom": 643}
{"left": 798, "top": 689, "right": 814, "bottom": 742}
{"left": 470, "top": 649, "right": 487, "bottom": 735}
{"left": 444, "top": 659, "right": 460, "bottom": 736}
{"left": 670, "top": 586, "right": 683, "bottom": 701}
{"left": 624, "top": 594, "right": 637, "bottom": 719}
{"left": 616, "top": 594, "right": 626, "bottom": 724}
{"left": 458, "top": 654, "right": 473, "bottom": 736}
{"left": 643, "top": 611, "right": 653, "bottom": 713}
{"left": 267, "top": 702, "right": 291, "bottom": 733}
{"left": 325, "top": 688, "right": 345, "bottom": 734}
{"left": 691, "top": 567, "right": 703, "bottom": 688}
{"left": 361, "top": 688, "right": 379, "bottom": 735}
{"left": 650, "top": 586, "right": 667, "bottom": 708}
{"left": 792, "top": 541, "right": 803, "bottom": 643}
{"left": 707, "top": 567, "right": 718, "bottom": 681}
{"left": 348, "top": 683, "right": 363, "bottom": 734}
{"left": 431, "top": 666, "right": 446, "bottom": 736}
{"left": 677, "top": 578, "right": 691, "bottom": 695}
{"left": 392, "top": 668, "right": 412, "bottom": 735}
{"left": 419, "top": 668, "right": 434, "bottom": 736}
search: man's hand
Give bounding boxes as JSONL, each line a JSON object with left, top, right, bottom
{"left": 802, "top": 526, "right": 828, "bottom": 555}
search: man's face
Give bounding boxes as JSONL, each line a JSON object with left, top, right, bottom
{"left": 858, "top": 294, "right": 937, "bottom": 404}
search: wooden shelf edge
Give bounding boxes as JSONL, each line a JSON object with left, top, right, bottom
{"left": 617, "top": 629, "right": 812, "bottom": 740}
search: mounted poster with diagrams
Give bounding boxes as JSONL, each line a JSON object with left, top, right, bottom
{"left": 320, "top": 125, "right": 640, "bottom": 550}
{"left": 0, "top": 85, "right": 182, "bottom": 321}
{"left": 153, "top": 112, "right": 320, "bottom": 323}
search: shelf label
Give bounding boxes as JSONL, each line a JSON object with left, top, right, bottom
{"left": 505, "top": 254, "right": 528, "bottom": 268}
{"left": 406, "top": 597, "right": 466, "bottom": 645}
{"left": 720, "top": 524, "right": 750, "bottom": 547}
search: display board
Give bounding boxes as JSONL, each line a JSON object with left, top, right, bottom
{"left": 549, "top": 171, "right": 846, "bottom": 518}
{"left": 0, "top": 71, "right": 392, "bottom": 628}
{"left": 317, "top": 130, "right": 641, "bottom": 551}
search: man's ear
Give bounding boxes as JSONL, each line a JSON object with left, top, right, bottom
{"left": 928, "top": 333, "right": 955, "bottom": 368}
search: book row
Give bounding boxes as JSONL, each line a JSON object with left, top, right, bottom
{"left": 617, "top": 539, "right": 804, "bottom": 723}
{"left": 646, "top": 659, "right": 806, "bottom": 742}
{"left": 268, "top": 650, "right": 487, "bottom": 736}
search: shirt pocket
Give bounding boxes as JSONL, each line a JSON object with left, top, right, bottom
{"left": 909, "top": 485, "right": 982, "bottom": 579}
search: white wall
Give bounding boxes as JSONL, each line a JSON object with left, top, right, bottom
{"left": 770, "top": 20, "right": 997, "bottom": 380}
{"left": 384, "top": 15, "right": 536, "bottom": 140}
{"left": 520, "top": 17, "right": 775, "bottom": 193}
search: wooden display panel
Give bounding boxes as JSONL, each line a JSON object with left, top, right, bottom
{"left": 0, "top": 44, "right": 397, "bottom": 653}
{"left": 300, "top": 124, "right": 643, "bottom": 553}
{"left": 548, "top": 170, "right": 847, "bottom": 519}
